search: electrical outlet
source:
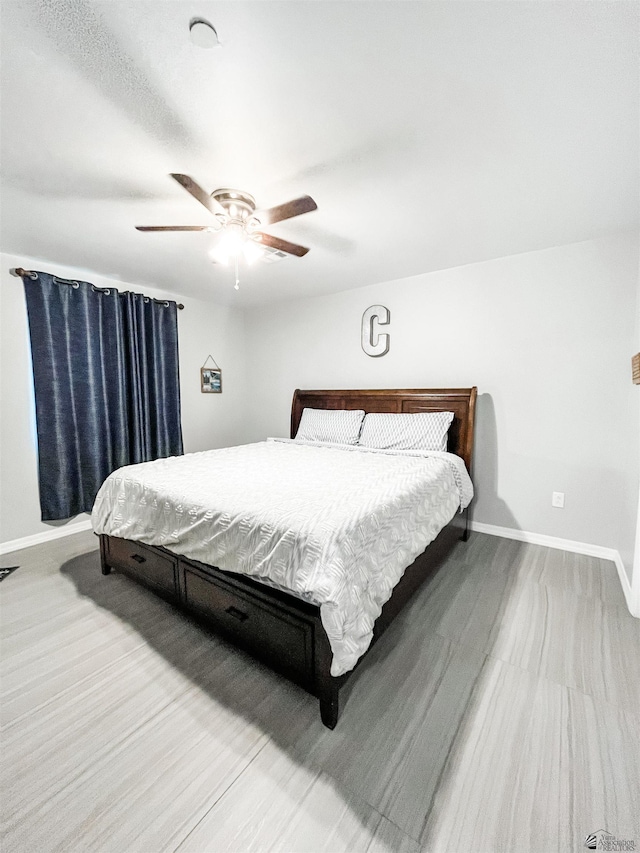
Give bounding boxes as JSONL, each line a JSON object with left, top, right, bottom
{"left": 552, "top": 491, "right": 565, "bottom": 508}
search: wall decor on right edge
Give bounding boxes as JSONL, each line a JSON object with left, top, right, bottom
{"left": 361, "top": 305, "right": 390, "bottom": 357}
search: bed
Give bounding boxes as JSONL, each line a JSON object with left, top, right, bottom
{"left": 95, "top": 387, "right": 477, "bottom": 728}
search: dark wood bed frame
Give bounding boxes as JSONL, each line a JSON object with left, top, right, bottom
{"left": 99, "top": 387, "right": 477, "bottom": 728}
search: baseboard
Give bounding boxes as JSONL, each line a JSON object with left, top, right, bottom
{"left": 471, "top": 521, "right": 637, "bottom": 617}
{"left": 1, "top": 516, "right": 636, "bottom": 618}
{"left": 0, "top": 518, "right": 93, "bottom": 556}
{"left": 612, "top": 552, "right": 636, "bottom": 616}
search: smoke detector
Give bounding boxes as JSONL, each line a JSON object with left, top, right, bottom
{"left": 189, "top": 18, "right": 220, "bottom": 49}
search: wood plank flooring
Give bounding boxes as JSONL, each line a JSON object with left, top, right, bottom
{"left": 1, "top": 531, "right": 638, "bottom": 853}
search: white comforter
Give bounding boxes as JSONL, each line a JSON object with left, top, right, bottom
{"left": 91, "top": 439, "right": 473, "bottom": 676}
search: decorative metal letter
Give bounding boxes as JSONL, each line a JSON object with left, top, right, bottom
{"left": 361, "top": 305, "right": 390, "bottom": 357}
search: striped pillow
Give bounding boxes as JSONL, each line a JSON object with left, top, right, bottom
{"left": 295, "top": 408, "right": 365, "bottom": 445}
{"left": 358, "top": 411, "right": 454, "bottom": 452}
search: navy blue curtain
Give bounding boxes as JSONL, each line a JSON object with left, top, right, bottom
{"left": 22, "top": 271, "right": 183, "bottom": 520}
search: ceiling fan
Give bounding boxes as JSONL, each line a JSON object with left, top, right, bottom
{"left": 136, "top": 174, "right": 317, "bottom": 268}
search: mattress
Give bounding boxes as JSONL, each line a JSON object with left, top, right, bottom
{"left": 91, "top": 439, "right": 473, "bottom": 675}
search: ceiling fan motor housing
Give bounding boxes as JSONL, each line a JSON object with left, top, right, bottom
{"left": 211, "top": 189, "right": 259, "bottom": 226}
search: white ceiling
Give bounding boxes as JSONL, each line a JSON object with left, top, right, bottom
{"left": 1, "top": 1, "right": 638, "bottom": 307}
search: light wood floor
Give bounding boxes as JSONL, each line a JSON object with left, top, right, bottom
{"left": 1, "top": 530, "right": 638, "bottom": 853}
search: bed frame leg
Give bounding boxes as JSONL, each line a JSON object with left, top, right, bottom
{"left": 461, "top": 509, "right": 471, "bottom": 541}
{"left": 99, "top": 535, "right": 112, "bottom": 575}
{"left": 319, "top": 686, "right": 339, "bottom": 729}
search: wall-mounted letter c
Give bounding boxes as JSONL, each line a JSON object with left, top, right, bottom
{"left": 361, "top": 305, "right": 390, "bottom": 357}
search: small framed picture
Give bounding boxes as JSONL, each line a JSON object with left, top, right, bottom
{"left": 201, "top": 367, "right": 222, "bottom": 393}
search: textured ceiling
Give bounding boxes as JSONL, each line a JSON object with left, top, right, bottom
{"left": 1, "top": 1, "right": 638, "bottom": 306}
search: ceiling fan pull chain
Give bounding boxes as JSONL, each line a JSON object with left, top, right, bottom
{"left": 234, "top": 255, "right": 240, "bottom": 291}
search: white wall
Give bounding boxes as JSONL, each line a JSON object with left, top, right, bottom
{"left": 0, "top": 251, "right": 249, "bottom": 544}
{"left": 633, "top": 254, "right": 640, "bottom": 610}
{"left": 243, "top": 233, "right": 640, "bottom": 583}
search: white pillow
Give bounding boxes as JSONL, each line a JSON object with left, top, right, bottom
{"left": 295, "top": 408, "right": 365, "bottom": 445}
{"left": 358, "top": 411, "right": 454, "bottom": 452}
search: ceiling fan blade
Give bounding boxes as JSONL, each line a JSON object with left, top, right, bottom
{"left": 135, "top": 225, "right": 211, "bottom": 231}
{"left": 254, "top": 195, "right": 317, "bottom": 226}
{"left": 254, "top": 232, "right": 310, "bottom": 257}
{"left": 170, "top": 173, "right": 226, "bottom": 216}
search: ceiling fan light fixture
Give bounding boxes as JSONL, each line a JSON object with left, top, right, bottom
{"left": 209, "top": 223, "right": 246, "bottom": 266}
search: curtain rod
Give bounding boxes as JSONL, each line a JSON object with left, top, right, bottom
{"left": 10, "top": 268, "right": 185, "bottom": 310}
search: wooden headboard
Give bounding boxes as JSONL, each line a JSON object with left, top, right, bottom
{"left": 291, "top": 388, "right": 478, "bottom": 472}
